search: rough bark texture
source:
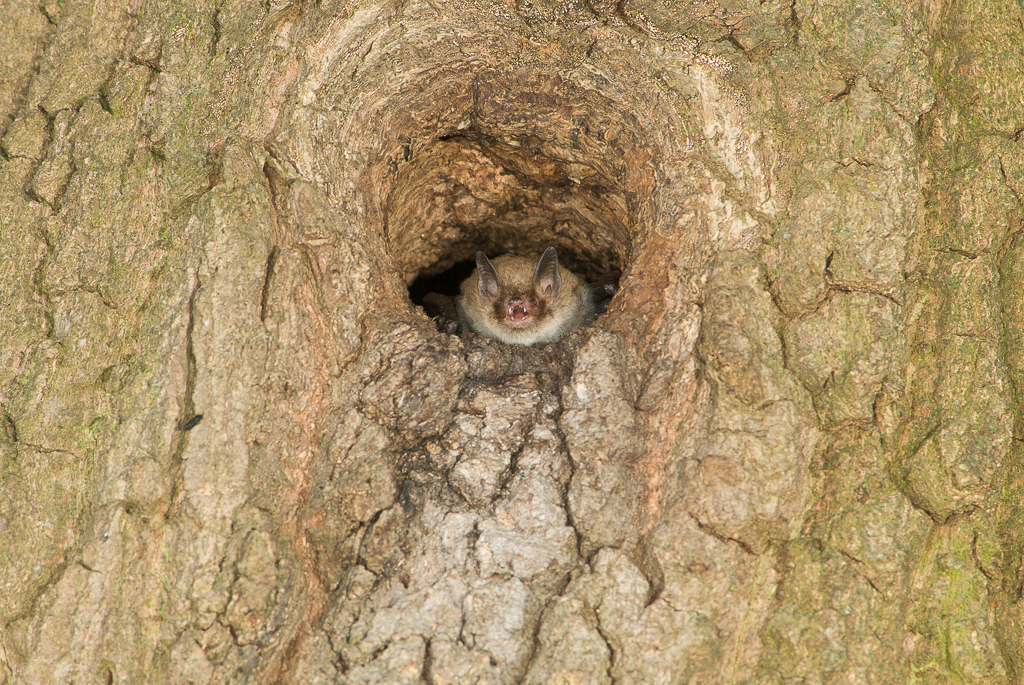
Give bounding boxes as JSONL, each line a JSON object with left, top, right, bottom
{"left": 0, "top": 0, "right": 1022, "bottom": 683}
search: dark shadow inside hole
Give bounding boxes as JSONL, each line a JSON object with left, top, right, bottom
{"left": 408, "top": 258, "right": 477, "bottom": 306}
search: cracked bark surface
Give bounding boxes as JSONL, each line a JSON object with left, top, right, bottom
{"left": 1, "top": 0, "right": 1023, "bottom": 683}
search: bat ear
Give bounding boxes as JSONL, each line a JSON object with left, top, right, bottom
{"left": 534, "top": 247, "right": 561, "bottom": 299}
{"left": 476, "top": 252, "right": 501, "bottom": 300}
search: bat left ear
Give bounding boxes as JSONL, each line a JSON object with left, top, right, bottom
{"left": 534, "top": 247, "right": 561, "bottom": 299}
{"left": 476, "top": 251, "right": 502, "bottom": 300}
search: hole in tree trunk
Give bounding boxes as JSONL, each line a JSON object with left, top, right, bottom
{"left": 388, "top": 128, "right": 634, "bottom": 330}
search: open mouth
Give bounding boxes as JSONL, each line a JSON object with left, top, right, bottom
{"left": 506, "top": 303, "right": 532, "bottom": 327}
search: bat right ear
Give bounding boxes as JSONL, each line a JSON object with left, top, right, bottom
{"left": 476, "top": 252, "right": 501, "bottom": 300}
{"left": 534, "top": 246, "right": 561, "bottom": 299}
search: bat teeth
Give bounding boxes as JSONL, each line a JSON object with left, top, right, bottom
{"left": 507, "top": 302, "right": 530, "bottom": 323}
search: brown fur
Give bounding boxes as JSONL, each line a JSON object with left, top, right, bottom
{"left": 456, "top": 249, "right": 596, "bottom": 345}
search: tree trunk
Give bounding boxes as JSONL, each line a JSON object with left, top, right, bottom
{"left": 1, "top": 0, "right": 1022, "bottom": 682}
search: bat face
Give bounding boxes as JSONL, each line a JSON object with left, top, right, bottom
{"left": 456, "top": 247, "right": 595, "bottom": 346}
{"left": 478, "top": 247, "right": 559, "bottom": 330}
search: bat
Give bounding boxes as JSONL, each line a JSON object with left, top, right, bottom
{"left": 456, "top": 247, "right": 596, "bottom": 345}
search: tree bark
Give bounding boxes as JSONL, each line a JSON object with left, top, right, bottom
{"left": 1, "top": 0, "right": 1022, "bottom": 682}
